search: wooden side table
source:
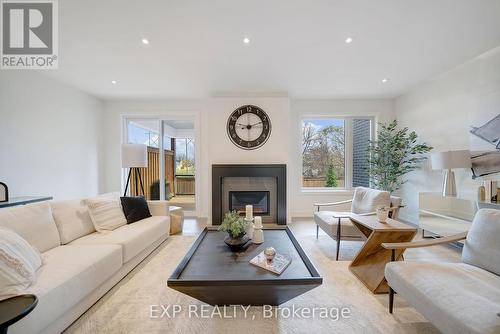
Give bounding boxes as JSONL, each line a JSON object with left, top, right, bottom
{"left": 348, "top": 214, "right": 417, "bottom": 294}
{"left": 0, "top": 294, "right": 38, "bottom": 334}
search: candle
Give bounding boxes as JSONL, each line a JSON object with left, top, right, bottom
{"left": 254, "top": 216, "right": 262, "bottom": 228}
{"left": 245, "top": 205, "right": 253, "bottom": 220}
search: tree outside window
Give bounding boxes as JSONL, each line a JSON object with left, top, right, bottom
{"left": 302, "top": 119, "right": 345, "bottom": 188}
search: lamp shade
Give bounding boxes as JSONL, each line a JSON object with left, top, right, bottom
{"left": 431, "top": 150, "right": 471, "bottom": 170}
{"left": 121, "top": 144, "right": 148, "bottom": 168}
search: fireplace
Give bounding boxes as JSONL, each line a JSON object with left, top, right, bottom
{"left": 212, "top": 164, "right": 286, "bottom": 225}
{"left": 229, "top": 191, "right": 270, "bottom": 216}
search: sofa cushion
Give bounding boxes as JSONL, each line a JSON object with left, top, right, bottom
{"left": 15, "top": 244, "right": 122, "bottom": 334}
{"left": 314, "top": 211, "right": 363, "bottom": 239}
{"left": 69, "top": 216, "right": 169, "bottom": 263}
{"left": 462, "top": 208, "right": 500, "bottom": 276}
{"left": 0, "top": 202, "right": 60, "bottom": 252}
{"left": 350, "top": 187, "right": 391, "bottom": 215}
{"left": 385, "top": 261, "right": 500, "bottom": 334}
{"left": 50, "top": 199, "right": 96, "bottom": 244}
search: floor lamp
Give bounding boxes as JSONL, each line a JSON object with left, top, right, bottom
{"left": 431, "top": 150, "right": 471, "bottom": 197}
{"left": 122, "top": 144, "right": 148, "bottom": 197}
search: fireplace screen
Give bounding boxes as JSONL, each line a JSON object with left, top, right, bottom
{"left": 229, "top": 191, "right": 270, "bottom": 216}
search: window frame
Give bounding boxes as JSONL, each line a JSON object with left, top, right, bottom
{"left": 299, "top": 115, "right": 374, "bottom": 192}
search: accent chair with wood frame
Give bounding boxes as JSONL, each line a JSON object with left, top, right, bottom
{"left": 383, "top": 208, "right": 500, "bottom": 334}
{"left": 314, "top": 187, "right": 402, "bottom": 260}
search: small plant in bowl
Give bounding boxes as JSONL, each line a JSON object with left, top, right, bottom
{"left": 218, "top": 211, "right": 250, "bottom": 251}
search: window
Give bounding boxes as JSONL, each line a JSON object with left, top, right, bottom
{"left": 125, "top": 120, "right": 160, "bottom": 199}
{"left": 302, "top": 119, "right": 345, "bottom": 188}
{"left": 175, "top": 138, "right": 195, "bottom": 176}
{"left": 301, "top": 117, "right": 372, "bottom": 190}
{"left": 127, "top": 121, "right": 159, "bottom": 147}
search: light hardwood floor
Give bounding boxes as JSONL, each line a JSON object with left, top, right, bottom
{"left": 65, "top": 217, "right": 461, "bottom": 334}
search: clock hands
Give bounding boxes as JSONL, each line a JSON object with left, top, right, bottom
{"left": 236, "top": 121, "right": 263, "bottom": 130}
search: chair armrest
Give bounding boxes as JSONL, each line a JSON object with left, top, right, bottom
{"left": 382, "top": 231, "right": 467, "bottom": 250}
{"left": 147, "top": 200, "right": 170, "bottom": 216}
{"left": 314, "top": 199, "right": 352, "bottom": 209}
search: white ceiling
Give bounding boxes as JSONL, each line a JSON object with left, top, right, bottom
{"left": 43, "top": 0, "right": 500, "bottom": 100}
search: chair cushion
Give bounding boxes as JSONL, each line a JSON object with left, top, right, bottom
{"left": 314, "top": 211, "right": 363, "bottom": 239}
{"left": 0, "top": 227, "right": 42, "bottom": 299}
{"left": 69, "top": 216, "right": 169, "bottom": 263}
{"left": 0, "top": 202, "right": 60, "bottom": 252}
{"left": 385, "top": 261, "right": 500, "bottom": 334}
{"left": 350, "top": 187, "right": 391, "bottom": 214}
{"left": 15, "top": 244, "right": 122, "bottom": 334}
{"left": 50, "top": 199, "right": 96, "bottom": 244}
{"left": 462, "top": 208, "right": 500, "bottom": 276}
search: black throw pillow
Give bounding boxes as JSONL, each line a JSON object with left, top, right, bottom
{"left": 120, "top": 196, "right": 152, "bottom": 224}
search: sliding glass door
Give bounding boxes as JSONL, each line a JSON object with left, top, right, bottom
{"left": 124, "top": 117, "right": 197, "bottom": 213}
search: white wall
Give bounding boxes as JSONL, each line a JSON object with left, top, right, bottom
{"left": 395, "top": 46, "right": 500, "bottom": 223}
{"left": 102, "top": 97, "right": 394, "bottom": 222}
{"left": 0, "top": 72, "right": 104, "bottom": 199}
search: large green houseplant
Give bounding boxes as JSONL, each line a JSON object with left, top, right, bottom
{"left": 368, "top": 120, "right": 432, "bottom": 193}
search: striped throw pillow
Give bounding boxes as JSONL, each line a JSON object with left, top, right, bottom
{"left": 84, "top": 198, "right": 127, "bottom": 232}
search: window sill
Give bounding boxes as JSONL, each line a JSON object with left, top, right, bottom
{"left": 300, "top": 188, "right": 354, "bottom": 194}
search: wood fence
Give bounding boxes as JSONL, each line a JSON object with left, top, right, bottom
{"left": 130, "top": 147, "right": 175, "bottom": 199}
{"left": 303, "top": 176, "right": 345, "bottom": 188}
{"left": 176, "top": 176, "right": 195, "bottom": 195}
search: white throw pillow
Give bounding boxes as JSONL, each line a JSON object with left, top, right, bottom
{"left": 0, "top": 227, "right": 42, "bottom": 299}
{"left": 50, "top": 199, "right": 96, "bottom": 244}
{"left": 85, "top": 198, "right": 127, "bottom": 232}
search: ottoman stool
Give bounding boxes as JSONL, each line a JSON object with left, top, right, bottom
{"left": 169, "top": 206, "right": 184, "bottom": 234}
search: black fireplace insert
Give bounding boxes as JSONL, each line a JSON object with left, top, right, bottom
{"left": 229, "top": 191, "right": 270, "bottom": 216}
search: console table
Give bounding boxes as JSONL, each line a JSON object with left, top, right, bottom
{"left": 0, "top": 196, "right": 52, "bottom": 209}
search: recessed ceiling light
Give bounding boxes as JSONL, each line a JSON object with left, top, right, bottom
{"left": 141, "top": 38, "right": 150, "bottom": 45}
{"left": 243, "top": 37, "right": 250, "bottom": 44}
{"left": 345, "top": 37, "right": 353, "bottom": 44}
{"left": 382, "top": 78, "right": 389, "bottom": 83}
{"left": 111, "top": 80, "right": 117, "bottom": 85}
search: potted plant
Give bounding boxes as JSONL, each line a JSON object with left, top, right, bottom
{"left": 218, "top": 211, "right": 250, "bottom": 251}
{"left": 368, "top": 120, "right": 433, "bottom": 193}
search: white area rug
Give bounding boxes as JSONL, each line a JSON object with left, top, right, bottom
{"left": 65, "top": 231, "right": 439, "bottom": 334}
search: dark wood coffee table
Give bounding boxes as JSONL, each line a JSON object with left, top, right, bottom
{"left": 168, "top": 227, "right": 322, "bottom": 305}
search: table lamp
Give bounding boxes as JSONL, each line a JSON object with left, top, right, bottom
{"left": 431, "top": 150, "right": 471, "bottom": 197}
{"left": 121, "top": 144, "right": 148, "bottom": 196}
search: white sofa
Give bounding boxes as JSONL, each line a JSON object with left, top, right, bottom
{"left": 384, "top": 208, "right": 500, "bottom": 334}
{"left": 0, "top": 196, "right": 170, "bottom": 334}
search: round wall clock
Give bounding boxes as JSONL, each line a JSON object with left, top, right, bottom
{"left": 227, "top": 105, "right": 272, "bottom": 150}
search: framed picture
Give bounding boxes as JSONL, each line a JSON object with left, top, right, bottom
{"left": 0, "top": 182, "right": 8, "bottom": 202}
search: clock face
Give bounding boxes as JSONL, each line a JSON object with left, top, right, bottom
{"left": 227, "top": 105, "right": 271, "bottom": 150}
